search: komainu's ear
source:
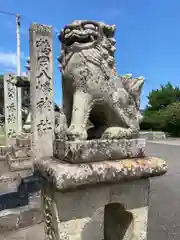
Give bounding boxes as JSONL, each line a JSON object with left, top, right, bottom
{"left": 102, "top": 24, "right": 116, "bottom": 38}
{"left": 121, "top": 74, "right": 133, "bottom": 89}
{"left": 131, "top": 76, "right": 144, "bottom": 96}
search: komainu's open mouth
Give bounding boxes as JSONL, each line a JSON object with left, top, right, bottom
{"left": 59, "top": 21, "right": 100, "bottom": 49}
{"left": 65, "top": 34, "right": 98, "bottom": 47}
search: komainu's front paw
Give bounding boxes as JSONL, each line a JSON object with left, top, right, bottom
{"left": 66, "top": 125, "right": 87, "bottom": 141}
{"left": 101, "top": 127, "right": 133, "bottom": 139}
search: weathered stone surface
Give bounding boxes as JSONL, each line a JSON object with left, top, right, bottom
{"left": 0, "top": 176, "right": 20, "bottom": 194}
{"left": 57, "top": 20, "right": 144, "bottom": 141}
{"left": 7, "top": 154, "right": 32, "bottom": 171}
{"left": 0, "top": 170, "right": 33, "bottom": 194}
{"left": 0, "top": 172, "right": 42, "bottom": 233}
{"left": 35, "top": 156, "right": 167, "bottom": 191}
{"left": 12, "top": 148, "right": 32, "bottom": 158}
{"left": 55, "top": 138, "right": 146, "bottom": 163}
{"left": 0, "top": 223, "right": 45, "bottom": 240}
{"left": 0, "top": 145, "right": 11, "bottom": 156}
{"left": 30, "top": 23, "right": 54, "bottom": 160}
{"left": 6, "top": 133, "right": 33, "bottom": 171}
{"left": 42, "top": 178, "right": 149, "bottom": 240}
{"left": 3, "top": 73, "right": 17, "bottom": 144}
{"left": 0, "top": 207, "right": 43, "bottom": 233}
{"left": 16, "top": 133, "right": 32, "bottom": 147}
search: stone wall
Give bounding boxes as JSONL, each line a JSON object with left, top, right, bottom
{"left": 0, "top": 146, "right": 11, "bottom": 157}
{"left": 0, "top": 172, "right": 43, "bottom": 233}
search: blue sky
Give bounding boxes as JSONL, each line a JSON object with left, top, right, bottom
{"left": 0, "top": 0, "right": 180, "bottom": 109}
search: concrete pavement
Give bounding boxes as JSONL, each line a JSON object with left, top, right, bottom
{"left": 147, "top": 142, "right": 180, "bottom": 240}
{"left": 148, "top": 138, "right": 180, "bottom": 146}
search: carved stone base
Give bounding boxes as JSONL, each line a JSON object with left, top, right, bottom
{"left": 7, "top": 154, "right": 32, "bottom": 171}
{"left": 42, "top": 179, "right": 149, "bottom": 240}
{"left": 36, "top": 156, "right": 167, "bottom": 240}
{"left": 35, "top": 156, "right": 167, "bottom": 240}
{"left": 55, "top": 138, "right": 146, "bottom": 163}
{"left": 7, "top": 132, "right": 33, "bottom": 171}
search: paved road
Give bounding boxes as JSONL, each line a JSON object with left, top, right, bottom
{"left": 147, "top": 141, "right": 180, "bottom": 240}
{"left": 1, "top": 140, "right": 180, "bottom": 239}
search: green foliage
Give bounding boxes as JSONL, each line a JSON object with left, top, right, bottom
{"left": 161, "top": 102, "right": 180, "bottom": 136}
{"left": 147, "top": 82, "right": 180, "bottom": 111}
{"left": 141, "top": 82, "right": 180, "bottom": 136}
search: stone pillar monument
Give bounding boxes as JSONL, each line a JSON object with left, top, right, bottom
{"left": 3, "top": 73, "right": 17, "bottom": 145}
{"left": 34, "top": 20, "right": 167, "bottom": 240}
{"left": 23, "top": 57, "right": 31, "bottom": 132}
{"left": 29, "top": 23, "right": 54, "bottom": 160}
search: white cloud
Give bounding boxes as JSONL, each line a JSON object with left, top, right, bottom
{"left": 0, "top": 52, "right": 17, "bottom": 68}
{"left": 0, "top": 51, "right": 27, "bottom": 73}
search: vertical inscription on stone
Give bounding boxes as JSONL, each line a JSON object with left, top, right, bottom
{"left": 30, "top": 24, "right": 54, "bottom": 160}
{"left": 3, "top": 73, "right": 17, "bottom": 144}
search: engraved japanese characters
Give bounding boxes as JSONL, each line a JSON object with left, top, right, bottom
{"left": 57, "top": 20, "right": 144, "bottom": 141}
{"left": 3, "top": 73, "right": 17, "bottom": 141}
{"left": 30, "top": 24, "right": 54, "bottom": 158}
{"left": 34, "top": 34, "right": 53, "bottom": 136}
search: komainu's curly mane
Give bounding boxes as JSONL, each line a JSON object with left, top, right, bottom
{"left": 59, "top": 21, "right": 117, "bottom": 77}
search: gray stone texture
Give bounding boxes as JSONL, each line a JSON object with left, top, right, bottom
{"left": 57, "top": 20, "right": 144, "bottom": 141}
{"left": 3, "top": 73, "right": 17, "bottom": 145}
{"left": 0, "top": 145, "right": 11, "bottom": 157}
{"left": 0, "top": 207, "right": 43, "bottom": 234}
{"left": 55, "top": 138, "right": 146, "bottom": 163}
{"left": 6, "top": 133, "right": 33, "bottom": 171}
{"left": 0, "top": 223, "right": 45, "bottom": 240}
{"left": 42, "top": 179, "right": 149, "bottom": 240}
{"left": 0, "top": 172, "right": 43, "bottom": 234}
{"left": 29, "top": 23, "right": 54, "bottom": 160}
{"left": 35, "top": 156, "right": 167, "bottom": 191}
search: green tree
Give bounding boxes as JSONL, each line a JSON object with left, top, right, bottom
{"left": 161, "top": 102, "right": 180, "bottom": 136}
{"left": 147, "top": 82, "right": 180, "bottom": 111}
{"left": 141, "top": 82, "right": 180, "bottom": 135}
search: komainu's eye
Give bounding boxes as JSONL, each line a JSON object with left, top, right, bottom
{"left": 64, "top": 28, "right": 71, "bottom": 34}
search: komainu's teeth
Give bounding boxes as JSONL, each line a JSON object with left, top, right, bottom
{"left": 90, "top": 35, "right": 95, "bottom": 41}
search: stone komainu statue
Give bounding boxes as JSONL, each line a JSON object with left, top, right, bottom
{"left": 56, "top": 20, "right": 144, "bottom": 141}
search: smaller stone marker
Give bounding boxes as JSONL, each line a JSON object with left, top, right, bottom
{"left": 29, "top": 23, "right": 54, "bottom": 160}
{"left": 3, "top": 73, "right": 17, "bottom": 145}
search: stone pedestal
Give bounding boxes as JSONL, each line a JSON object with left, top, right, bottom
{"left": 55, "top": 138, "right": 146, "bottom": 163}
{"left": 35, "top": 156, "right": 167, "bottom": 240}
